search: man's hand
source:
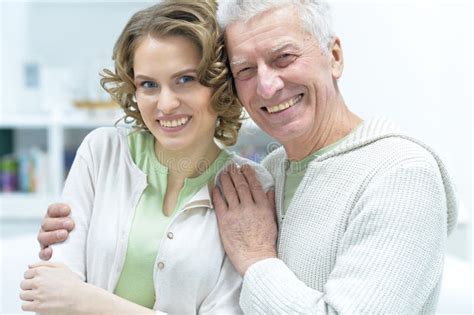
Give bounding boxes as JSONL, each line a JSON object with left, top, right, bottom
{"left": 213, "top": 164, "right": 277, "bottom": 276}
{"left": 38, "top": 203, "right": 75, "bottom": 260}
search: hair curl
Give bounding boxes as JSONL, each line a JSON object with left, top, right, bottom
{"left": 101, "top": 0, "right": 242, "bottom": 146}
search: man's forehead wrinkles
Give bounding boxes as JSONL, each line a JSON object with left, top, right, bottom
{"left": 230, "top": 40, "right": 299, "bottom": 67}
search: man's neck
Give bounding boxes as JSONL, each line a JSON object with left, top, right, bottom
{"left": 284, "top": 106, "right": 362, "bottom": 161}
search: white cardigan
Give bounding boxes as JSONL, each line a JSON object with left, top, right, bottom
{"left": 240, "top": 117, "right": 458, "bottom": 314}
{"left": 50, "top": 127, "right": 273, "bottom": 315}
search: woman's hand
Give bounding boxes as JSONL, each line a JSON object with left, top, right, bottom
{"left": 20, "top": 261, "right": 86, "bottom": 314}
{"left": 20, "top": 262, "right": 157, "bottom": 315}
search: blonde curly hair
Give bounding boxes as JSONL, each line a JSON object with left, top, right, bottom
{"left": 101, "top": 0, "right": 242, "bottom": 146}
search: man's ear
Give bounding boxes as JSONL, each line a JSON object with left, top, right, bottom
{"left": 330, "top": 37, "right": 344, "bottom": 79}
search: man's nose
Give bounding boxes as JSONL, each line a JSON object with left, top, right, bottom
{"left": 256, "top": 65, "right": 284, "bottom": 100}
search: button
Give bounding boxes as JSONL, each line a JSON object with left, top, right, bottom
{"left": 157, "top": 262, "right": 165, "bottom": 270}
{"left": 167, "top": 232, "right": 174, "bottom": 239}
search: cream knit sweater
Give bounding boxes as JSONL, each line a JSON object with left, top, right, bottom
{"left": 240, "top": 118, "right": 458, "bottom": 314}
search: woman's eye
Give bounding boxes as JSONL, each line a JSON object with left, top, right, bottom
{"left": 141, "top": 81, "right": 158, "bottom": 89}
{"left": 177, "top": 75, "right": 195, "bottom": 84}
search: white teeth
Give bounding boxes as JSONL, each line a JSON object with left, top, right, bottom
{"left": 159, "top": 117, "right": 189, "bottom": 128}
{"left": 267, "top": 95, "right": 302, "bottom": 113}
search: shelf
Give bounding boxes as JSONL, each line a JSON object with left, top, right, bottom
{"left": 0, "top": 113, "right": 52, "bottom": 128}
{"left": 0, "top": 193, "right": 54, "bottom": 219}
{"left": 0, "top": 110, "right": 126, "bottom": 129}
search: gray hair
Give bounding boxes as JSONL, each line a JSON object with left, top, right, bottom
{"left": 217, "top": 0, "right": 335, "bottom": 53}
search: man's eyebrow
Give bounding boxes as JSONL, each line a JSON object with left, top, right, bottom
{"left": 270, "top": 41, "right": 299, "bottom": 53}
{"left": 230, "top": 59, "right": 249, "bottom": 68}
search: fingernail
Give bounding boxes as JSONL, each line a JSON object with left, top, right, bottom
{"left": 56, "top": 230, "right": 67, "bottom": 239}
{"left": 63, "top": 220, "right": 73, "bottom": 229}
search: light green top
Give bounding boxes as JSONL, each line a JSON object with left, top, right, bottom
{"left": 114, "top": 131, "right": 231, "bottom": 308}
{"left": 283, "top": 134, "right": 352, "bottom": 216}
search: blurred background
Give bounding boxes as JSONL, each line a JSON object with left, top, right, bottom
{"left": 0, "top": 0, "right": 472, "bottom": 314}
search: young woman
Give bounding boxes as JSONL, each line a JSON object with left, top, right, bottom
{"left": 19, "top": 1, "right": 273, "bottom": 314}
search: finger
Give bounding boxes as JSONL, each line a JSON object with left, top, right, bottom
{"left": 266, "top": 190, "right": 276, "bottom": 210}
{"left": 19, "top": 289, "right": 35, "bottom": 302}
{"left": 39, "top": 247, "right": 53, "bottom": 261}
{"left": 228, "top": 164, "right": 253, "bottom": 204}
{"left": 37, "top": 229, "right": 68, "bottom": 248}
{"left": 219, "top": 171, "right": 240, "bottom": 207}
{"left": 29, "top": 261, "right": 62, "bottom": 269}
{"left": 241, "top": 164, "right": 266, "bottom": 203}
{"left": 212, "top": 186, "right": 228, "bottom": 212}
{"left": 22, "top": 301, "right": 38, "bottom": 312}
{"left": 41, "top": 217, "right": 75, "bottom": 232}
{"left": 46, "top": 203, "right": 71, "bottom": 218}
{"left": 23, "top": 268, "right": 38, "bottom": 280}
{"left": 266, "top": 190, "right": 277, "bottom": 220}
{"left": 20, "top": 279, "right": 35, "bottom": 290}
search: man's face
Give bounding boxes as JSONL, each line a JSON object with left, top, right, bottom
{"left": 225, "top": 6, "right": 343, "bottom": 145}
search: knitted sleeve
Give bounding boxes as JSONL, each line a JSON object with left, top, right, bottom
{"left": 239, "top": 158, "right": 447, "bottom": 314}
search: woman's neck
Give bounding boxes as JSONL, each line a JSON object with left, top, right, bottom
{"left": 154, "top": 139, "right": 221, "bottom": 180}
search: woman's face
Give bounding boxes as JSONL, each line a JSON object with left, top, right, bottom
{"left": 133, "top": 35, "right": 217, "bottom": 153}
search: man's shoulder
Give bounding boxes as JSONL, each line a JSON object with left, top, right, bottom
{"left": 357, "top": 136, "right": 440, "bottom": 168}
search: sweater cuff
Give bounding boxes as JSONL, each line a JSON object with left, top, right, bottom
{"left": 240, "top": 258, "right": 324, "bottom": 314}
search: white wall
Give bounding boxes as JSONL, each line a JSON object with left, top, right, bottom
{"left": 332, "top": 0, "right": 472, "bottom": 259}
{"left": 0, "top": 1, "right": 29, "bottom": 111}
{"left": 0, "top": 1, "right": 152, "bottom": 114}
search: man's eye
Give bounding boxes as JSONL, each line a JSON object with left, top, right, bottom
{"left": 275, "top": 54, "right": 296, "bottom": 67}
{"left": 236, "top": 67, "right": 255, "bottom": 80}
{"left": 141, "top": 81, "right": 158, "bottom": 89}
{"left": 177, "top": 75, "right": 195, "bottom": 84}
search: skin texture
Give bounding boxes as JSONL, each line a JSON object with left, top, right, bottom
{"left": 25, "top": 35, "right": 221, "bottom": 314}
{"left": 134, "top": 35, "right": 219, "bottom": 159}
{"left": 213, "top": 164, "right": 277, "bottom": 276}
{"left": 226, "top": 6, "right": 358, "bottom": 161}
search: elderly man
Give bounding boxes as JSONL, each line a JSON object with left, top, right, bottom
{"left": 38, "top": 0, "right": 457, "bottom": 313}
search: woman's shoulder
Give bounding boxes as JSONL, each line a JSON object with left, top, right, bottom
{"left": 77, "top": 127, "right": 130, "bottom": 157}
{"left": 228, "top": 153, "right": 274, "bottom": 191}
